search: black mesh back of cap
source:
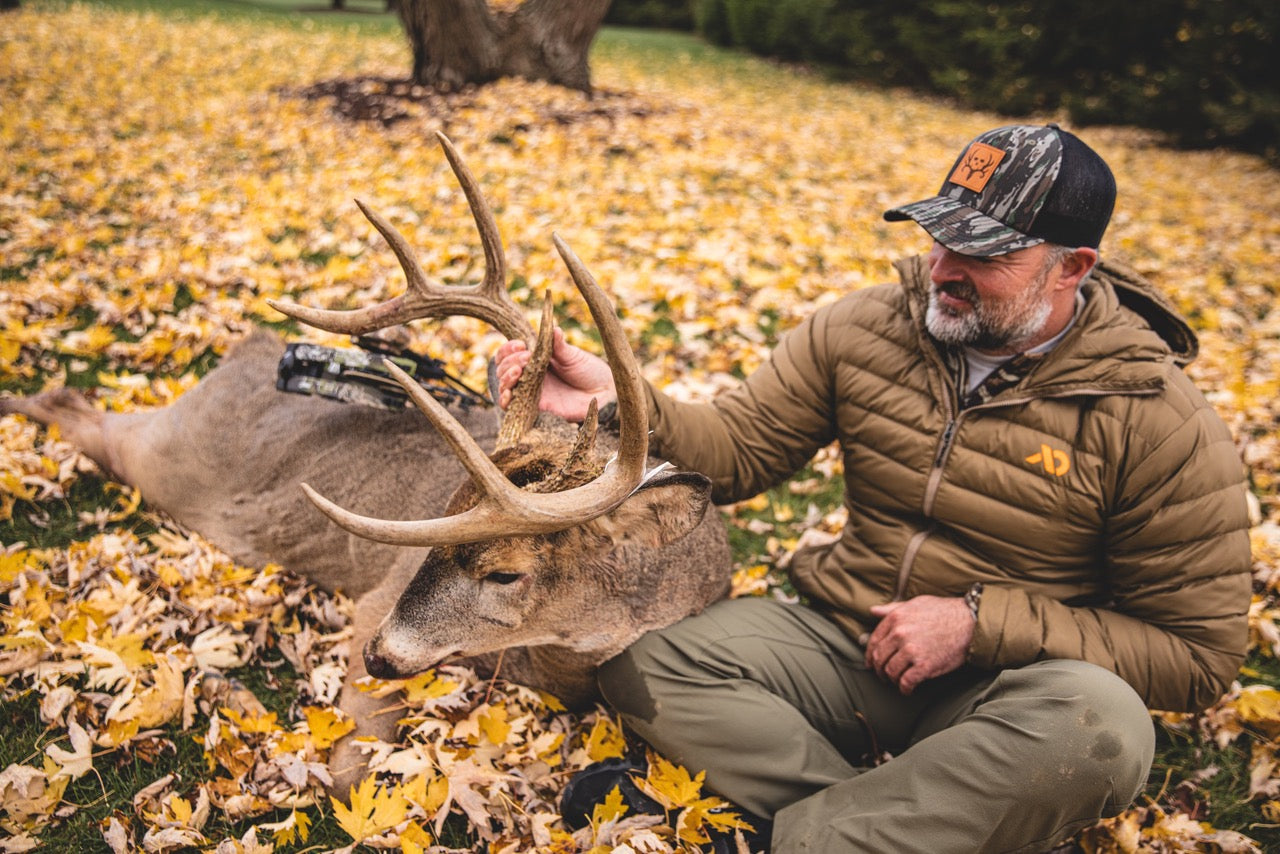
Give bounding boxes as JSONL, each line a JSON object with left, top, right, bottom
{"left": 1028, "top": 130, "right": 1116, "bottom": 249}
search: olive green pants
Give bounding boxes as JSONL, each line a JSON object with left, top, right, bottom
{"left": 598, "top": 597, "right": 1154, "bottom": 853}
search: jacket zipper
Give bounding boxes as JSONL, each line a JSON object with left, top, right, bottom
{"left": 893, "top": 411, "right": 961, "bottom": 600}
{"left": 889, "top": 386, "right": 1159, "bottom": 602}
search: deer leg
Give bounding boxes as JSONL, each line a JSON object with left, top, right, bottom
{"left": 1, "top": 389, "right": 127, "bottom": 480}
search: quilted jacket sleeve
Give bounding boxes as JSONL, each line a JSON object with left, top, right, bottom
{"left": 642, "top": 304, "right": 842, "bottom": 505}
{"left": 968, "top": 374, "right": 1253, "bottom": 713}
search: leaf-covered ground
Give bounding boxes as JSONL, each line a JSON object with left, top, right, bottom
{"left": 3, "top": 2, "right": 1280, "bottom": 852}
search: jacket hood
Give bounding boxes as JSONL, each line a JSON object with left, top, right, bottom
{"left": 1098, "top": 258, "right": 1198, "bottom": 366}
{"left": 894, "top": 254, "right": 1200, "bottom": 397}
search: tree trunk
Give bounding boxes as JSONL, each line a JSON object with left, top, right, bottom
{"left": 392, "top": 0, "right": 612, "bottom": 94}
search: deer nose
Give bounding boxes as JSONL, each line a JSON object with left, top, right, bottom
{"left": 363, "top": 649, "right": 399, "bottom": 679}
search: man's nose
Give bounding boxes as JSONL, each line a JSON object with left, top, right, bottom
{"left": 928, "top": 244, "right": 965, "bottom": 283}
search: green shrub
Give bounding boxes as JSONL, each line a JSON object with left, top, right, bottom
{"left": 606, "top": 0, "right": 695, "bottom": 30}
{"left": 695, "top": 0, "right": 1280, "bottom": 161}
{"left": 693, "top": 0, "right": 733, "bottom": 45}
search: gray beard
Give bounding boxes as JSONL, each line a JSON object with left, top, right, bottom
{"left": 925, "top": 275, "right": 1055, "bottom": 352}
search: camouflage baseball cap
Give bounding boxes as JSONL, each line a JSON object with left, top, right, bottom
{"left": 884, "top": 124, "right": 1116, "bottom": 256}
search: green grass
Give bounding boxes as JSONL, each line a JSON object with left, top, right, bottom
{"left": 27, "top": 0, "right": 759, "bottom": 74}
{"left": 593, "top": 24, "right": 767, "bottom": 80}
{"left": 1, "top": 478, "right": 155, "bottom": 550}
{"left": 29, "top": 0, "right": 403, "bottom": 32}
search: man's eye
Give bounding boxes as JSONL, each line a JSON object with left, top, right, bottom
{"left": 485, "top": 571, "right": 524, "bottom": 585}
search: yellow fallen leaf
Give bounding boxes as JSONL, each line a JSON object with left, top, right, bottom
{"left": 331, "top": 776, "right": 409, "bottom": 843}
{"left": 45, "top": 719, "right": 94, "bottom": 781}
{"left": 401, "top": 669, "right": 460, "bottom": 704}
{"left": 638, "top": 752, "right": 706, "bottom": 811}
{"left": 221, "top": 708, "right": 279, "bottom": 736}
{"left": 403, "top": 771, "right": 449, "bottom": 817}
{"left": 302, "top": 705, "right": 355, "bottom": 750}
{"left": 584, "top": 716, "right": 626, "bottom": 763}
{"left": 590, "top": 785, "right": 628, "bottom": 828}
{"left": 478, "top": 703, "right": 511, "bottom": 746}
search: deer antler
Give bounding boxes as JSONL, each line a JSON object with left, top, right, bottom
{"left": 266, "top": 132, "right": 533, "bottom": 343}
{"left": 268, "top": 132, "right": 552, "bottom": 448}
{"left": 299, "top": 235, "right": 649, "bottom": 547}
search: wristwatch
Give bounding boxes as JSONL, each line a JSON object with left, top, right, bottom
{"left": 964, "top": 582, "right": 984, "bottom": 621}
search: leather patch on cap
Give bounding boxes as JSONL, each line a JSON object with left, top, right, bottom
{"left": 949, "top": 142, "right": 1006, "bottom": 192}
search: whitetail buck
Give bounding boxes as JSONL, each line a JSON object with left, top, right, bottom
{"left": 1, "top": 134, "right": 733, "bottom": 795}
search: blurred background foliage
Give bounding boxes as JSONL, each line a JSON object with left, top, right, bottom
{"left": 609, "top": 0, "right": 1279, "bottom": 162}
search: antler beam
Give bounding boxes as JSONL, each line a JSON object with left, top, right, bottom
{"left": 266, "top": 132, "right": 534, "bottom": 344}
{"left": 300, "top": 235, "right": 648, "bottom": 547}
{"left": 288, "top": 137, "right": 650, "bottom": 547}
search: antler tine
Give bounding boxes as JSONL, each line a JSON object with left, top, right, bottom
{"left": 495, "top": 296, "right": 554, "bottom": 452}
{"left": 434, "top": 131, "right": 507, "bottom": 301}
{"left": 551, "top": 233, "right": 648, "bottom": 485}
{"left": 299, "top": 238, "right": 651, "bottom": 548}
{"left": 266, "top": 135, "right": 533, "bottom": 343}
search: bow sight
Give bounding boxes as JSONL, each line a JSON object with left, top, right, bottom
{"left": 276, "top": 335, "right": 491, "bottom": 411}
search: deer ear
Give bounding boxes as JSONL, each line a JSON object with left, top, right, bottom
{"left": 592, "top": 470, "right": 713, "bottom": 548}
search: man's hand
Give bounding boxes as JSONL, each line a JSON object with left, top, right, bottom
{"left": 494, "top": 327, "right": 617, "bottom": 422}
{"left": 865, "top": 595, "right": 974, "bottom": 695}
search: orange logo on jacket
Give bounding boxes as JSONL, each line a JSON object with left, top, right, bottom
{"left": 950, "top": 142, "right": 1006, "bottom": 192}
{"left": 1026, "top": 444, "right": 1070, "bottom": 477}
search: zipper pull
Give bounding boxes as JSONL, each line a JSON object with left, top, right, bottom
{"left": 934, "top": 419, "right": 957, "bottom": 467}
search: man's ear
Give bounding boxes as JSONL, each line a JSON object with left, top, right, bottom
{"left": 589, "top": 471, "right": 713, "bottom": 548}
{"left": 1059, "top": 246, "right": 1098, "bottom": 290}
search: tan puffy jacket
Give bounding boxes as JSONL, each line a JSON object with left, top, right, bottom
{"left": 645, "top": 255, "right": 1252, "bottom": 713}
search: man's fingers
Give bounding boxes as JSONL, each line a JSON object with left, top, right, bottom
{"left": 495, "top": 339, "right": 525, "bottom": 360}
{"left": 497, "top": 353, "right": 531, "bottom": 391}
{"left": 884, "top": 649, "right": 912, "bottom": 682}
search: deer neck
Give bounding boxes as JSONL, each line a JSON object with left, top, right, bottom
{"left": 515, "top": 644, "right": 605, "bottom": 709}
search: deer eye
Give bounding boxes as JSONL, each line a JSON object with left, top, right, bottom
{"left": 484, "top": 571, "right": 525, "bottom": 586}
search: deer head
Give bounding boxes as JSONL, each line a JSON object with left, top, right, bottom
{"left": 272, "top": 133, "right": 718, "bottom": 684}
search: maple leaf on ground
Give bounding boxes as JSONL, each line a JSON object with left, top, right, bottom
{"left": 140, "top": 825, "right": 207, "bottom": 852}
{"left": 477, "top": 702, "right": 512, "bottom": 746}
{"left": 636, "top": 752, "right": 706, "bottom": 812}
{"left": 100, "top": 815, "right": 131, "bottom": 854}
{"left": 435, "top": 753, "right": 516, "bottom": 841}
{"left": 189, "top": 625, "right": 251, "bottom": 670}
{"left": 398, "top": 668, "right": 463, "bottom": 705}
{"left": 44, "top": 719, "right": 94, "bottom": 781}
{"left": 331, "top": 776, "right": 409, "bottom": 843}
{"left": 402, "top": 768, "right": 449, "bottom": 817}
{"left": 78, "top": 637, "right": 151, "bottom": 691}
{"left": 221, "top": 707, "right": 280, "bottom": 736}
{"left": 583, "top": 715, "right": 626, "bottom": 763}
{"left": 111, "top": 653, "right": 187, "bottom": 729}
{"left": 591, "top": 785, "right": 629, "bottom": 829}
{"left": 0, "top": 763, "right": 66, "bottom": 829}
{"left": 398, "top": 820, "right": 433, "bottom": 852}
{"left": 256, "top": 808, "right": 311, "bottom": 846}
{"left": 1234, "top": 684, "right": 1280, "bottom": 739}
{"left": 301, "top": 704, "right": 356, "bottom": 750}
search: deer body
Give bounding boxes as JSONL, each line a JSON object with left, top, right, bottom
{"left": 5, "top": 335, "right": 730, "bottom": 792}
{"left": 3, "top": 134, "right": 735, "bottom": 797}
{"left": 5, "top": 330, "right": 484, "bottom": 597}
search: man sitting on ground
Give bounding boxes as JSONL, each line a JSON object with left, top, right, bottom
{"left": 496, "top": 124, "right": 1252, "bottom": 853}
